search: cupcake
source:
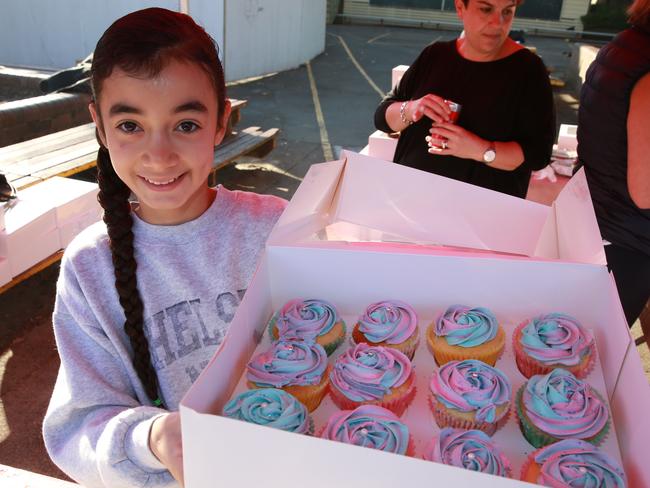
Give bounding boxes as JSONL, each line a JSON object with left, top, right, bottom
{"left": 430, "top": 359, "right": 511, "bottom": 436}
{"left": 223, "top": 388, "right": 313, "bottom": 434}
{"left": 351, "top": 300, "right": 420, "bottom": 360}
{"left": 321, "top": 405, "right": 414, "bottom": 455}
{"left": 516, "top": 368, "right": 610, "bottom": 448}
{"left": 269, "top": 298, "right": 346, "bottom": 356}
{"left": 513, "top": 313, "right": 595, "bottom": 379}
{"left": 423, "top": 428, "right": 511, "bottom": 478}
{"left": 427, "top": 305, "right": 505, "bottom": 366}
{"left": 246, "top": 340, "right": 329, "bottom": 412}
{"left": 329, "top": 343, "right": 416, "bottom": 416}
{"left": 521, "top": 439, "right": 626, "bottom": 487}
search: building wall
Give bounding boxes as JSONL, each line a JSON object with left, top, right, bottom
{"left": 341, "top": 0, "right": 590, "bottom": 31}
{"left": 0, "top": 0, "right": 325, "bottom": 83}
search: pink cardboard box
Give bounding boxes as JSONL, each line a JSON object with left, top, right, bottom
{"left": 181, "top": 151, "right": 647, "bottom": 487}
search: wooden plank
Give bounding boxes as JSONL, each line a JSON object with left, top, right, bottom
{"left": 0, "top": 251, "right": 64, "bottom": 295}
{"left": 3, "top": 139, "right": 99, "bottom": 176}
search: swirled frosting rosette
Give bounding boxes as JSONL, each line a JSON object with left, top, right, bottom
{"left": 320, "top": 405, "right": 413, "bottom": 455}
{"left": 269, "top": 298, "right": 346, "bottom": 355}
{"left": 514, "top": 313, "right": 595, "bottom": 379}
{"left": 430, "top": 359, "right": 512, "bottom": 435}
{"left": 352, "top": 300, "right": 420, "bottom": 360}
{"left": 516, "top": 369, "right": 610, "bottom": 448}
{"left": 423, "top": 428, "right": 511, "bottom": 477}
{"left": 223, "top": 388, "right": 313, "bottom": 434}
{"left": 329, "top": 343, "right": 416, "bottom": 416}
{"left": 427, "top": 305, "right": 505, "bottom": 366}
{"left": 521, "top": 439, "right": 626, "bottom": 487}
{"left": 246, "top": 340, "right": 329, "bottom": 411}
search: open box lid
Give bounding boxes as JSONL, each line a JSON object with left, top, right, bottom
{"left": 268, "top": 150, "right": 605, "bottom": 265}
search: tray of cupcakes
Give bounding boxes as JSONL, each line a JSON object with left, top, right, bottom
{"left": 221, "top": 298, "right": 626, "bottom": 487}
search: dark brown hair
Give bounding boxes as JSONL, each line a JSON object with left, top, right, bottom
{"left": 459, "top": 0, "right": 524, "bottom": 6}
{"left": 628, "top": 0, "right": 650, "bottom": 28}
{"left": 92, "top": 7, "right": 226, "bottom": 407}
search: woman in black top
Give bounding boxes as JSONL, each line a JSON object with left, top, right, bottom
{"left": 374, "top": 0, "right": 555, "bottom": 198}
{"left": 577, "top": 0, "right": 650, "bottom": 326}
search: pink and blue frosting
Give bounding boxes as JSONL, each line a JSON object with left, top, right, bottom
{"left": 435, "top": 305, "right": 498, "bottom": 347}
{"left": 430, "top": 359, "right": 511, "bottom": 423}
{"left": 519, "top": 313, "right": 594, "bottom": 366}
{"left": 274, "top": 298, "right": 341, "bottom": 341}
{"left": 330, "top": 343, "right": 412, "bottom": 401}
{"left": 532, "top": 439, "right": 626, "bottom": 487}
{"left": 223, "top": 388, "right": 312, "bottom": 434}
{"left": 357, "top": 300, "right": 418, "bottom": 344}
{"left": 246, "top": 340, "right": 328, "bottom": 388}
{"left": 424, "top": 428, "right": 511, "bottom": 477}
{"left": 321, "top": 405, "right": 410, "bottom": 454}
{"left": 521, "top": 369, "right": 609, "bottom": 440}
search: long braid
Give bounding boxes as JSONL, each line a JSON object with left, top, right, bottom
{"left": 95, "top": 143, "right": 163, "bottom": 408}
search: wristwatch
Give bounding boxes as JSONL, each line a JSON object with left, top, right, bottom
{"left": 482, "top": 142, "right": 496, "bottom": 164}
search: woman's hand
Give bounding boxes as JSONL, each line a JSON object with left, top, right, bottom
{"left": 406, "top": 94, "right": 452, "bottom": 124}
{"left": 150, "top": 412, "right": 184, "bottom": 486}
{"left": 427, "top": 123, "right": 487, "bottom": 161}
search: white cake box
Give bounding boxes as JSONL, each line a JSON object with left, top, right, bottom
{"left": 3, "top": 196, "right": 60, "bottom": 278}
{"left": 0, "top": 255, "right": 10, "bottom": 288}
{"left": 181, "top": 152, "right": 648, "bottom": 487}
{"left": 19, "top": 176, "right": 102, "bottom": 247}
{"left": 368, "top": 130, "right": 399, "bottom": 162}
{"left": 0, "top": 203, "right": 5, "bottom": 231}
{"left": 392, "top": 64, "right": 408, "bottom": 89}
{"left": 557, "top": 123, "right": 578, "bottom": 152}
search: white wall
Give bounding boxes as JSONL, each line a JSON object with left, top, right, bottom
{"left": 0, "top": 0, "right": 178, "bottom": 69}
{"left": 223, "top": 0, "right": 326, "bottom": 82}
{"left": 0, "top": 0, "right": 326, "bottom": 82}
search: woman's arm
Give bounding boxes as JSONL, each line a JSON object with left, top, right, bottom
{"left": 627, "top": 71, "right": 650, "bottom": 209}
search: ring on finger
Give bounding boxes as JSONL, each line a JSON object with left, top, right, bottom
{"left": 441, "top": 140, "right": 448, "bottom": 150}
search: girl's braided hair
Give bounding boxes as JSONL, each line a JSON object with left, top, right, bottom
{"left": 91, "top": 7, "right": 226, "bottom": 407}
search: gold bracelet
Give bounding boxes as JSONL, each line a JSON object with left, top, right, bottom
{"left": 399, "top": 101, "right": 412, "bottom": 126}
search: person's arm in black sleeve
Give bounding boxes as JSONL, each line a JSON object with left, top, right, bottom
{"left": 514, "top": 54, "right": 556, "bottom": 171}
{"left": 374, "top": 51, "right": 421, "bottom": 133}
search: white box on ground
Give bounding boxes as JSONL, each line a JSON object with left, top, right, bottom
{"left": 181, "top": 151, "right": 647, "bottom": 488}
{"left": 3, "top": 198, "right": 59, "bottom": 278}
{"left": 367, "top": 130, "right": 399, "bottom": 162}
{"left": 392, "top": 64, "right": 408, "bottom": 89}
{"left": 557, "top": 123, "right": 578, "bottom": 151}
{"left": 19, "top": 177, "right": 101, "bottom": 247}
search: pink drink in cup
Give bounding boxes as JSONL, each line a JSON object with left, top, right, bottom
{"left": 430, "top": 99, "right": 462, "bottom": 149}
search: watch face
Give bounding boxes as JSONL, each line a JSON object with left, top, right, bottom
{"left": 484, "top": 149, "right": 496, "bottom": 163}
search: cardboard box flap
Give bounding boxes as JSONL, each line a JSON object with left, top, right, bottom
{"left": 268, "top": 160, "right": 345, "bottom": 245}
{"left": 269, "top": 151, "right": 604, "bottom": 264}
{"left": 552, "top": 167, "right": 606, "bottom": 265}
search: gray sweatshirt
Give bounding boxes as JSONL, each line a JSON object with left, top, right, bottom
{"left": 43, "top": 186, "right": 286, "bottom": 487}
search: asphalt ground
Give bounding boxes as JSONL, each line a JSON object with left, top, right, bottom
{"left": 0, "top": 23, "right": 646, "bottom": 481}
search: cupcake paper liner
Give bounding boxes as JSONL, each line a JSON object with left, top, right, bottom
{"left": 248, "top": 366, "right": 330, "bottom": 413}
{"left": 351, "top": 324, "right": 420, "bottom": 361}
{"left": 515, "top": 385, "right": 610, "bottom": 449}
{"left": 429, "top": 395, "right": 510, "bottom": 437}
{"left": 512, "top": 321, "right": 596, "bottom": 379}
{"left": 329, "top": 376, "right": 417, "bottom": 417}
{"left": 427, "top": 324, "right": 506, "bottom": 367}
{"left": 519, "top": 452, "right": 541, "bottom": 483}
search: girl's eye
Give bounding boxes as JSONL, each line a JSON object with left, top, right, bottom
{"left": 480, "top": 7, "right": 491, "bottom": 14}
{"left": 177, "top": 121, "right": 200, "bottom": 133}
{"left": 503, "top": 8, "right": 514, "bottom": 17}
{"left": 117, "top": 121, "right": 140, "bottom": 133}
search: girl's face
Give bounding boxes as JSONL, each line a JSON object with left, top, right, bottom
{"left": 90, "top": 59, "right": 230, "bottom": 225}
{"left": 456, "top": 0, "right": 517, "bottom": 60}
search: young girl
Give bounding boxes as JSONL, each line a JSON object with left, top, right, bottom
{"left": 43, "top": 8, "right": 286, "bottom": 487}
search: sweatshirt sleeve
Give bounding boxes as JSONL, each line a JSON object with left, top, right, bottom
{"left": 43, "top": 254, "right": 176, "bottom": 488}
{"left": 514, "top": 54, "right": 556, "bottom": 171}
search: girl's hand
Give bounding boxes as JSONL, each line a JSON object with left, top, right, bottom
{"left": 150, "top": 412, "right": 184, "bottom": 486}
{"left": 427, "top": 123, "right": 487, "bottom": 161}
{"left": 406, "top": 94, "right": 452, "bottom": 124}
